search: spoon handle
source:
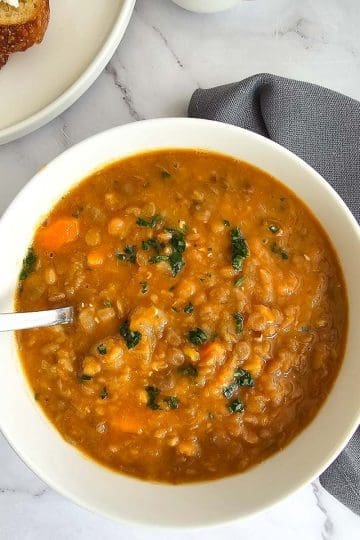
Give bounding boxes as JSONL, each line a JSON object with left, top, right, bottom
{"left": 0, "top": 307, "right": 73, "bottom": 332}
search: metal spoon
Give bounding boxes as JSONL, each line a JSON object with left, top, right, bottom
{"left": 0, "top": 306, "right": 73, "bottom": 332}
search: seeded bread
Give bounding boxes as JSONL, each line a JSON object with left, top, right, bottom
{"left": 0, "top": 0, "right": 49, "bottom": 68}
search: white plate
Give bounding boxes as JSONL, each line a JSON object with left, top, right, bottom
{"left": 0, "top": 0, "right": 135, "bottom": 145}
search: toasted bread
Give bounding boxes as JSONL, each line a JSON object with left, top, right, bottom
{"left": 0, "top": 0, "right": 49, "bottom": 68}
{"left": 0, "top": 50, "right": 8, "bottom": 66}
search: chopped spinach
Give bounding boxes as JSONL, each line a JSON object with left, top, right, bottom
{"left": 268, "top": 224, "right": 280, "bottom": 234}
{"left": 141, "top": 238, "right": 163, "bottom": 253}
{"left": 119, "top": 320, "right": 142, "bottom": 349}
{"left": 167, "top": 228, "right": 186, "bottom": 253}
{"left": 223, "top": 381, "right": 239, "bottom": 399}
{"left": 167, "top": 228, "right": 186, "bottom": 276}
{"left": 187, "top": 327, "right": 208, "bottom": 345}
{"left": 163, "top": 396, "right": 179, "bottom": 409}
{"left": 232, "top": 312, "right": 244, "bottom": 334}
{"left": 19, "top": 247, "right": 37, "bottom": 280}
{"left": 223, "top": 219, "right": 230, "bottom": 227}
{"left": 149, "top": 254, "right": 169, "bottom": 264}
{"left": 271, "top": 242, "right": 289, "bottom": 260}
{"left": 145, "top": 386, "right": 161, "bottom": 410}
{"left": 228, "top": 398, "right": 245, "bottom": 413}
{"left": 230, "top": 227, "right": 249, "bottom": 271}
{"left": 184, "top": 302, "right": 194, "bottom": 314}
{"left": 168, "top": 250, "right": 185, "bottom": 276}
{"left": 97, "top": 343, "right": 107, "bottom": 355}
{"left": 103, "top": 300, "right": 112, "bottom": 307}
{"left": 146, "top": 226, "right": 186, "bottom": 276}
{"left": 100, "top": 386, "right": 108, "bottom": 400}
{"left": 80, "top": 374, "right": 92, "bottom": 381}
{"left": 160, "top": 170, "right": 171, "bottom": 179}
{"left": 233, "top": 368, "right": 254, "bottom": 387}
{"left": 223, "top": 367, "right": 254, "bottom": 399}
{"left": 136, "top": 214, "right": 162, "bottom": 228}
{"left": 140, "top": 281, "right": 149, "bottom": 294}
{"left": 116, "top": 245, "right": 137, "bottom": 263}
{"left": 178, "top": 363, "right": 198, "bottom": 377}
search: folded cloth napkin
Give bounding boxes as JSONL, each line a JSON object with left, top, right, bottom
{"left": 188, "top": 73, "right": 360, "bottom": 515}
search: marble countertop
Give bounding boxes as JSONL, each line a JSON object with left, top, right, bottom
{"left": 1, "top": 0, "right": 359, "bottom": 538}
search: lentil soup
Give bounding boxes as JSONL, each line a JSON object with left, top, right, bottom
{"left": 16, "top": 150, "right": 347, "bottom": 483}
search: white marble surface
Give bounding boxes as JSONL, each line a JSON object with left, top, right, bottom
{"left": 1, "top": 0, "right": 360, "bottom": 537}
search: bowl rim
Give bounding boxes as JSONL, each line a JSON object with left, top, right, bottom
{"left": 1, "top": 118, "right": 359, "bottom": 528}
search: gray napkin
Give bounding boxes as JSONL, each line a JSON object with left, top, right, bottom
{"left": 188, "top": 73, "right": 360, "bottom": 515}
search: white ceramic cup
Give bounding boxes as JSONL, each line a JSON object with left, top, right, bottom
{"left": 0, "top": 118, "right": 359, "bottom": 528}
{"left": 171, "top": 0, "right": 241, "bottom": 13}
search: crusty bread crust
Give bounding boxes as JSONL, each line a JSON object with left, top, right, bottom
{"left": 0, "top": 51, "right": 9, "bottom": 67}
{"left": 0, "top": 0, "right": 49, "bottom": 67}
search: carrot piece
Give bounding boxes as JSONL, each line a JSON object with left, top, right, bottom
{"left": 111, "top": 411, "right": 148, "bottom": 434}
{"left": 37, "top": 218, "right": 79, "bottom": 251}
{"left": 200, "top": 342, "right": 225, "bottom": 365}
{"left": 111, "top": 417, "right": 141, "bottom": 434}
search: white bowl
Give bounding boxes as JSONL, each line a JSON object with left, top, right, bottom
{"left": 0, "top": 118, "right": 359, "bottom": 528}
{"left": 171, "top": 0, "right": 241, "bottom": 13}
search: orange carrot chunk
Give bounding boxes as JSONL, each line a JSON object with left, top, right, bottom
{"left": 37, "top": 218, "right": 79, "bottom": 251}
{"left": 199, "top": 342, "right": 226, "bottom": 366}
{"left": 110, "top": 409, "right": 150, "bottom": 434}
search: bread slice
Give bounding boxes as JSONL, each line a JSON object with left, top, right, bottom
{"left": 0, "top": 0, "right": 49, "bottom": 67}
{"left": 0, "top": 50, "right": 9, "bottom": 66}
